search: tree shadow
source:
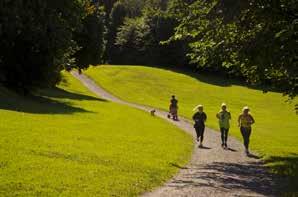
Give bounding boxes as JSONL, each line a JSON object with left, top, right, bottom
{"left": 134, "top": 64, "right": 279, "bottom": 93}
{"left": 37, "top": 87, "right": 107, "bottom": 102}
{"left": 0, "top": 86, "right": 105, "bottom": 114}
{"left": 265, "top": 154, "right": 298, "bottom": 194}
{"left": 171, "top": 161, "right": 286, "bottom": 196}
{"left": 170, "top": 162, "right": 189, "bottom": 169}
{"left": 247, "top": 153, "right": 260, "bottom": 159}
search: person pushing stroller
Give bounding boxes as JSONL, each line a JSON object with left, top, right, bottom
{"left": 168, "top": 95, "right": 178, "bottom": 121}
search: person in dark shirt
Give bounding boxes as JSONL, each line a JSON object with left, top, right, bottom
{"left": 192, "top": 105, "right": 207, "bottom": 148}
{"left": 169, "top": 95, "right": 178, "bottom": 121}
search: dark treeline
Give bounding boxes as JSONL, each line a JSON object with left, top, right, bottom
{"left": 0, "top": 0, "right": 297, "bottom": 98}
{"left": 102, "top": 0, "right": 187, "bottom": 66}
{"left": 0, "top": 0, "right": 105, "bottom": 94}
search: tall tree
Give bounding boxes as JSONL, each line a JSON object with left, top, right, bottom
{"left": 96, "top": 0, "right": 118, "bottom": 15}
{"left": 168, "top": 0, "right": 298, "bottom": 98}
{"left": 105, "top": 1, "right": 127, "bottom": 63}
{"left": 0, "top": 0, "right": 105, "bottom": 93}
{"left": 73, "top": 3, "right": 106, "bottom": 71}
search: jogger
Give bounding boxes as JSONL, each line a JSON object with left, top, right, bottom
{"left": 216, "top": 103, "right": 231, "bottom": 149}
{"left": 240, "top": 126, "right": 251, "bottom": 150}
{"left": 195, "top": 125, "right": 205, "bottom": 144}
{"left": 238, "top": 106, "right": 255, "bottom": 155}
{"left": 220, "top": 128, "right": 229, "bottom": 146}
{"left": 192, "top": 105, "right": 207, "bottom": 148}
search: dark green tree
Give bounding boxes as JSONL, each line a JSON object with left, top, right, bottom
{"left": 145, "top": 9, "right": 188, "bottom": 66}
{"left": 73, "top": 3, "right": 106, "bottom": 71}
{"left": 168, "top": 0, "right": 298, "bottom": 98}
{"left": 105, "top": 1, "right": 127, "bottom": 63}
{"left": 96, "top": 0, "right": 118, "bottom": 15}
{"left": 115, "top": 17, "right": 152, "bottom": 64}
{"left": 0, "top": 0, "right": 87, "bottom": 94}
{"left": 0, "top": 0, "right": 106, "bottom": 94}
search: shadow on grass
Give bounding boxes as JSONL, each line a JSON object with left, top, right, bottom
{"left": 128, "top": 64, "right": 277, "bottom": 92}
{"left": 247, "top": 153, "right": 260, "bottom": 159}
{"left": 30, "top": 150, "right": 115, "bottom": 166}
{"left": 265, "top": 154, "right": 298, "bottom": 195}
{"left": 38, "top": 87, "right": 106, "bottom": 102}
{"left": 170, "top": 162, "right": 189, "bottom": 169}
{"left": 0, "top": 86, "right": 105, "bottom": 114}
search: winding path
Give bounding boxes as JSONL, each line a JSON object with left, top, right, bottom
{"left": 72, "top": 71, "right": 283, "bottom": 197}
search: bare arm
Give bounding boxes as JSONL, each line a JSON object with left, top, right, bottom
{"left": 250, "top": 115, "right": 255, "bottom": 124}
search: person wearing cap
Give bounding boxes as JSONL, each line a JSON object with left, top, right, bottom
{"left": 192, "top": 105, "right": 207, "bottom": 148}
{"left": 238, "top": 106, "right": 255, "bottom": 155}
{"left": 216, "top": 103, "right": 231, "bottom": 149}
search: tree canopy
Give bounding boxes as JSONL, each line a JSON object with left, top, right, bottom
{"left": 0, "top": 0, "right": 105, "bottom": 93}
{"left": 167, "top": 0, "right": 297, "bottom": 98}
{"left": 0, "top": 0, "right": 296, "bottom": 98}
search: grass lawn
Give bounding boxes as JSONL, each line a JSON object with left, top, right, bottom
{"left": 0, "top": 72, "right": 193, "bottom": 196}
{"left": 85, "top": 65, "right": 298, "bottom": 191}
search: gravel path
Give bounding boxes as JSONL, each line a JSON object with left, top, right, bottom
{"left": 72, "top": 71, "right": 284, "bottom": 197}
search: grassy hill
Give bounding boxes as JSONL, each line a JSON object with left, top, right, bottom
{"left": 85, "top": 65, "right": 298, "bottom": 190}
{"left": 0, "top": 73, "right": 193, "bottom": 196}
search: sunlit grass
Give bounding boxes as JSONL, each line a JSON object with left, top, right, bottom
{"left": 85, "top": 65, "right": 298, "bottom": 191}
{"left": 0, "top": 72, "right": 193, "bottom": 196}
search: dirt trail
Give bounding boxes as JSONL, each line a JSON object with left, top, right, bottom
{"left": 72, "top": 71, "right": 283, "bottom": 197}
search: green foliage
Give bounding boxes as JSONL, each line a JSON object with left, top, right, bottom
{"left": 105, "top": 1, "right": 128, "bottom": 63}
{"left": 73, "top": 4, "right": 106, "bottom": 70}
{"left": 0, "top": 72, "right": 193, "bottom": 196}
{"left": 168, "top": 0, "right": 298, "bottom": 98}
{"left": 145, "top": 11, "right": 188, "bottom": 66}
{"left": 115, "top": 17, "right": 152, "bottom": 64}
{"left": 105, "top": 0, "right": 187, "bottom": 66}
{"left": 0, "top": 0, "right": 105, "bottom": 93}
{"left": 97, "top": 0, "right": 118, "bottom": 15}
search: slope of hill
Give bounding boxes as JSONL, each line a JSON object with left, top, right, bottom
{"left": 85, "top": 65, "right": 298, "bottom": 191}
{"left": 0, "top": 73, "right": 193, "bottom": 196}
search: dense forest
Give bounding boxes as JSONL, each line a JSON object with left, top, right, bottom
{"left": 0, "top": 0, "right": 297, "bottom": 98}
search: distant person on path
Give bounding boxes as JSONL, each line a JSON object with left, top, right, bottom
{"left": 238, "top": 106, "right": 255, "bottom": 155}
{"left": 193, "top": 105, "right": 207, "bottom": 148}
{"left": 216, "top": 103, "right": 231, "bottom": 149}
{"left": 168, "top": 95, "right": 178, "bottom": 121}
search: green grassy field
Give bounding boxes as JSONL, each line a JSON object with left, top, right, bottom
{"left": 0, "top": 73, "right": 193, "bottom": 196}
{"left": 85, "top": 65, "right": 298, "bottom": 188}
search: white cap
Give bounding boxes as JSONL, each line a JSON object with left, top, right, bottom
{"left": 221, "top": 103, "right": 227, "bottom": 107}
{"left": 242, "top": 106, "right": 249, "bottom": 112}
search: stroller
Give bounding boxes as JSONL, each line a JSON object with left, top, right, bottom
{"left": 168, "top": 104, "right": 178, "bottom": 121}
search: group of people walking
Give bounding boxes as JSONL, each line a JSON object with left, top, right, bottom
{"left": 168, "top": 96, "right": 255, "bottom": 156}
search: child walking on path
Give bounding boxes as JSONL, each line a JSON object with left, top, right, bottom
{"left": 216, "top": 103, "right": 231, "bottom": 149}
{"left": 238, "top": 106, "right": 255, "bottom": 155}
{"left": 192, "top": 105, "right": 207, "bottom": 148}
